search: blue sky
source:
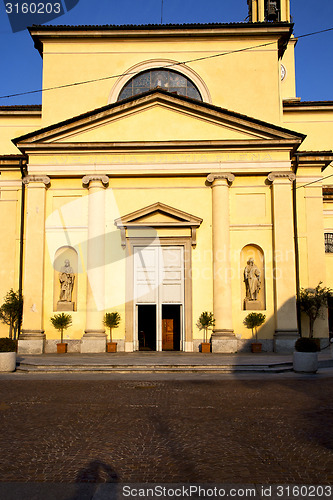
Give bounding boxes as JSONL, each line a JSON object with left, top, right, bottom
{"left": 0, "top": 0, "right": 332, "bottom": 105}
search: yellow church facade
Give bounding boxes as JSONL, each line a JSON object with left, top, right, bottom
{"left": 0, "top": 0, "right": 332, "bottom": 354}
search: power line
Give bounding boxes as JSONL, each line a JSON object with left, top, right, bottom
{"left": 296, "top": 173, "right": 333, "bottom": 189}
{"left": 0, "top": 24, "right": 333, "bottom": 100}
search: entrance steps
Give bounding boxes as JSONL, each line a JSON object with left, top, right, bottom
{"left": 15, "top": 352, "right": 332, "bottom": 374}
{"left": 17, "top": 364, "right": 293, "bottom": 373}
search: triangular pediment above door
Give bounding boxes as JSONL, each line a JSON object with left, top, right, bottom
{"left": 114, "top": 202, "right": 202, "bottom": 248}
{"left": 13, "top": 88, "right": 305, "bottom": 151}
{"left": 115, "top": 202, "right": 202, "bottom": 227}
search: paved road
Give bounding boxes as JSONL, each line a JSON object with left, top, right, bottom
{"left": 0, "top": 377, "right": 332, "bottom": 489}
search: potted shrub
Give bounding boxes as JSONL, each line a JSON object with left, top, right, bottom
{"left": 244, "top": 312, "right": 266, "bottom": 353}
{"left": 50, "top": 313, "right": 72, "bottom": 353}
{"left": 293, "top": 283, "right": 332, "bottom": 372}
{"left": 0, "top": 338, "right": 17, "bottom": 372}
{"left": 298, "top": 282, "right": 332, "bottom": 350}
{"left": 197, "top": 312, "right": 215, "bottom": 353}
{"left": 0, "top": 289, "right": 23, "bottom": 340}
{"left": 104, "top": 312, "right": 121, "bottom": 352}
{"left": 293, "top": 337, "right": 318, "bottom": 373}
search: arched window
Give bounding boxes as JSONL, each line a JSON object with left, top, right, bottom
{"left": 117, "top": 68, "right": 202, "bottom": 102}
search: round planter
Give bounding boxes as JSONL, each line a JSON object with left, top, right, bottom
{"left": 293, "top": 351, "right": 318, "bottom": 373}
{"left": 0, "top": 352, "right": 16, "bottom": 372}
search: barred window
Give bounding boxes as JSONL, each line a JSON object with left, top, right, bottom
{"left": 325, "top": 233, "right": 333, "bottom": 253}
{"left": 118, "top": 69, "right": 202, "bottom": 102}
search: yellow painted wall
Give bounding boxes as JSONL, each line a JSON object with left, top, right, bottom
{"left": 280, "top": 39, "right": 297, "bottom": 101}
{"left": 283, "top": 108, "right": 333, "bottom": 153}
{"left": 41, "top": 36, "right": 282, "bottom": 125}
{"left": 0, "top": 115, "right": 41, "bottom": 154}
{"left": 0, "top": 170, "right": 22, "bottom": 336}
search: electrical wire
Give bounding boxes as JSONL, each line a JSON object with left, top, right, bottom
{"left": 0, "top": 25, "right": 333, "bottom": 100}
{"left": 1, "top": 22, "right": 332, "bottom": 187}
{"left": 296, "top": 173, "right": 333, "bottom": 189}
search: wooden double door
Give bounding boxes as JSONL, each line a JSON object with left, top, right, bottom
{"left": 137, "top": 304, "right": 181, "bottom": 351}
{"left": 134, "top": 246, "right": 184, "bottom": 351}
{"left": 162, "top": 318, "right": 174, "bottom": 351}
{"left": 162, "top": 304, "right": 181, "bottom": 350}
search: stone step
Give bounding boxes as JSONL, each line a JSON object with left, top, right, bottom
{"left": 16, "top": 362, "right": 293, "bottom": 373}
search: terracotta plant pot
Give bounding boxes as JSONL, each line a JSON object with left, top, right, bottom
{"left": 201, "top": 342, "right": 211, "bottom": 353}
{"left": 107, "top": 342, "right": 117, "bottom": 353}
{"left": 57, "top": 343, "right": 68, "bottom": 354}
{"left": 251, "top": 342, "right": 262, "bottom": 353}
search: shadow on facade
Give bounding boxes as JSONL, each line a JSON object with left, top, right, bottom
{"left": 230, "top": 293, "right": 330, "bottom": 353}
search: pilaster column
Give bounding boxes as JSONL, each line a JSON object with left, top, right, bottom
{"left": 268, "top": 172, "right": 298, "bottom": 352}
{"left": 19, "top": 175, "right": 50, "bottom": 354}
{"left": 81, "top": 175, "right": 109, "bottom": 353}
{"left": 207, "top": 173, "right": 237, "bottom": 353}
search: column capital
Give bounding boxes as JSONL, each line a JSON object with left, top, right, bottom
{"left": 267, "top": 172, "right": 296, "bottom": 183}
{"left": 82, "top": 175, "right": 109, "bottom": 188}
{"left": 23, "top": 175, "right": 50, "bottom": 186}
{"left": 207, "top": 173, "right": 235, "bottom": 185}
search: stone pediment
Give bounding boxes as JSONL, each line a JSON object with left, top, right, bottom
{"left": 13, "top": 89, "right": 305, "bottom": 152}
{"left": 114, "top": 202, "right": 203, "bottom": 247}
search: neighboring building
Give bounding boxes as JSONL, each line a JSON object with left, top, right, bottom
{"left": 0, "top": 0, "right": 332, "bottom": 354}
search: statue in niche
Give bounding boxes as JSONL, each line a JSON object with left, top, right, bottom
{"left": 244, "top": 258, "right": 261, "bottom": 301}
{"left": 59, "top": 259, "right": 75, "bottom": 303}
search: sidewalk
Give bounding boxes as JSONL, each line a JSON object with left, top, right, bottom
{"left": 15, "top": 350, "right": 333, "bottom": 374}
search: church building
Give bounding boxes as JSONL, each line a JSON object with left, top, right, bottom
{"left": 0, "top": 0, "right": 332, "bottom": 354}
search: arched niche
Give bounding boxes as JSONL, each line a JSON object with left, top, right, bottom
{"left": 53, "top": 246, "right": 78, "bottom": 312}
{"left": 240, "top": 244, "right": 265, "bottom": 310}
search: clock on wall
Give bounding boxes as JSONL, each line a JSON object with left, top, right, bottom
{"left": 281, "top": 64, "right": 286, "bottom": 81}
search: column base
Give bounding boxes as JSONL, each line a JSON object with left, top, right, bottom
{"left": 274, "top": 330, "right": 299, "bottom": 353}
{"left": 184, "top": 341, "right": 194, "bottom": 352}
{"left": 124, "top": 341, "right": 134, "bottom": 352}
{"left": 211, "top": 330, "right": 237, "bottom": 353}
{"left": 18, "top": 330, "right": 45, "bottom": 354}
{"left": 81, "top": 330, "right": 107, "bottom": 353}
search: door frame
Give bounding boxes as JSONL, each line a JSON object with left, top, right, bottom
{"left": 134, "top": 245, "right": 184, "bottom": 352}
{"left": 125, "top": 237, "right": 193, "bottom": 352}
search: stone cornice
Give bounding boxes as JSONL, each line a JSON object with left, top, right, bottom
{"left": 267, "top": 172, "right": 296, "bottom": 183}
{"left": 82, "top": 175, "right": 109, "bottom": 187}
{"left": 22, "top": 175, "right": 50, "bottom": 186}
{"left": 207, "top": 173, "right": 235, "bottom": 185}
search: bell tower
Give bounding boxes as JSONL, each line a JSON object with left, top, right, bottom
{"left": 247, "top": 0, "right": 290, "bottom": 23}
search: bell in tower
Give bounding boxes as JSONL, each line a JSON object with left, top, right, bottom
{"left": 247, "top": 0, "right": 289, "bottom": 23}
{"left": 265, "top": 0, "right": 280, "bottom": 22}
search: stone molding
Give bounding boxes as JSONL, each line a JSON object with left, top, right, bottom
{"left": 20, "top": 330, "right": 46, "bottom": 339}
{"left": 206, "top": 173, "right": 235, "bottom": 185}
{"left": 22, "top": 175, "right": 50, "bottom": 186}
{"left": 212, "top": 329, "right": 235, "bottom": 337}
{"left": 267, "top": 172, "right": 296, "bottom": 183}
{"left": 82, "top": 175, "right": 109, "bottom": 188}
{"left": 83, "top": 330, "right": 106, "bottom": 336}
